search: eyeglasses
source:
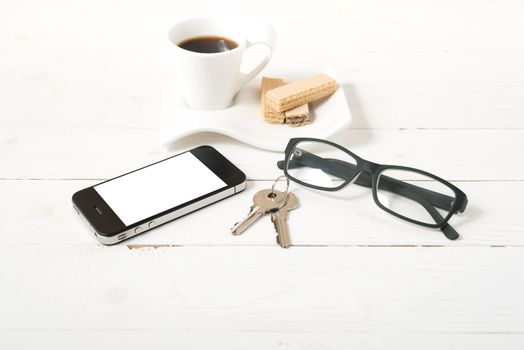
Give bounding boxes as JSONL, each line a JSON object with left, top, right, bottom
{"left": 277, "top": 138, "right": 468, "bottom": 240}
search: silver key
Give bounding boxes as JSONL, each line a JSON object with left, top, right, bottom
{"left": 231, "top": 189, "right": 287, "bottom": 235}
{"left": 270, "top": 192, "right": 298, "bottom": 248}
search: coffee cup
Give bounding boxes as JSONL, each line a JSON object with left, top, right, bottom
{"left": 168, "top": 17, "right": 275, "bottom": 110}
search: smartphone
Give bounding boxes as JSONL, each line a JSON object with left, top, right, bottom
{"left": 72, "top": 145, "right": 246, "bottom": 245}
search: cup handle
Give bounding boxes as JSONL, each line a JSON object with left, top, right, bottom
{"left": 236, "top": 24, "right": 276, "bottom": 93}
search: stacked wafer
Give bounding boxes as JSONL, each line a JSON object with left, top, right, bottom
{"left": 260, "top": 74, "right": 337, "bottom": 127}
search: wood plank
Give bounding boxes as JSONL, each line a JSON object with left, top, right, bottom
{"left": 2, "top": 180, "right": 522, "bottom": 246}
{"left": 1, "top": 245, "right": 523, "bottom": 334}
{"left": 4, "top": 0, "right": 523, "bottom": 28}
{"left": 2, "top": 52, "right": 524, "bottom": 129}
{"left": 2, "top": 0, "right": 523, "bottom": 53}
{"left": 1, "top": 330, "right": 523, "bottom": 350}
{"left": 1, "top": 128, "right": 523, "bottom": 181}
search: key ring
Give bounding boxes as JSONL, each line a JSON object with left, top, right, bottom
{"left": 270, "top": 175, "right": 290, "bottom": 198}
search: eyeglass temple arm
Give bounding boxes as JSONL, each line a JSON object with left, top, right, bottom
{"left": 380, "top": 179, "right": 460, "bottom": 239}
{"left": 278, "top": 158, "right": 459, "bottom": 240}
{"left": 278, "top": 157, "right": 459, "bottom": 212}
{"left": 418, "top": 199, "right": 460, "bottom": 240}
{"left": 357, "top": 169, "right": 459, "bottom": 239}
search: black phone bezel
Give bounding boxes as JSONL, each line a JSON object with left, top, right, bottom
{"left": 72, "top": 145, "right": 246, "bottom": 238}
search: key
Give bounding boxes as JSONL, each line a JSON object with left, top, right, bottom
{"left": 231, "top": 189, "right": 287, "bottom": 235}
{"left": 270, "top": 192, "right": 298, "bottom": 248}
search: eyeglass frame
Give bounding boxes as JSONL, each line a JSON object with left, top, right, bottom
{"left": 277, "top": 137, "right": 468, "bottom": 240}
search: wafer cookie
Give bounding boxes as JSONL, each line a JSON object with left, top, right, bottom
{"left": 260, "top": 77, "right": 285, "bottom": 124}
{"left": 286, "top": 114, "right": 311, "bottom": 126}
{"left": 285, "top": 103, "right": 311, "bottom": 126}
{"left": 284, "top": 103, "right": 309, "bottom": 119}
{"left": 266, "top": 74, "right": 337, "bottom": 112}
{"left": 287, "top": 119, "right": 310, "bottom": 127}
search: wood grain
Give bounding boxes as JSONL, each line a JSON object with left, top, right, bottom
{"left": 1, "top": 180, "right": 520, "bottom": 247}
{"left": 2, "top": 52, "right": 524, "bottom": 129}
{"left": 1, "top": 246, "right": 523, "bottom": 335}
{"left": 1, "top": 128, "right": 523, "bottom": 180}
{"left": 2, "top": 0, "right": 523, "bottom": 53}
{"left": 3, "top": 331, "right": 524, "bottom": 350}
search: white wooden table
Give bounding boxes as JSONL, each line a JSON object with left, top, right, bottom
{"left": 2, "top": 0, "right": 524, "bottom": 348}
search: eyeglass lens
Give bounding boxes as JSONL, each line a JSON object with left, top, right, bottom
{"left": 287, "top": 140, "right": 457, "bottom": 226}
{"left": 287, "top": 141, "right": 359, "bottom": 189}
{"left": 376, "top": 169, "right": 456, "bottom": 225}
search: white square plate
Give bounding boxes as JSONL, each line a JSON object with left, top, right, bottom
{"left": 160, "top": 66, "right": 352, "bottom": 152}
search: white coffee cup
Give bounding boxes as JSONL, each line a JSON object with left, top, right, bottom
{"left": 168, "top": 17, "right": 275, "bottom": 110}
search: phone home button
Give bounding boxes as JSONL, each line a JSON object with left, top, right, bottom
{"left": 134, "top": 227, "right": 142, "bottom": 234}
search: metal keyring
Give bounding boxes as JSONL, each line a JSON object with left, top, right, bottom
{"left": 270, "top": 175, "right": 290, "bottom": 197}
{"left": 267, "top": 176, "right": 290, "bottom": 211}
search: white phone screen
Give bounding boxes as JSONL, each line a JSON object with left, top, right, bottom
{"left": 94, "top": 152, "right": 227, "bottom": 226}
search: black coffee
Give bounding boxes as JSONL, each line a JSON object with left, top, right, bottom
{"left": 178, "top": 36, "right": 238, "bottom": 54}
